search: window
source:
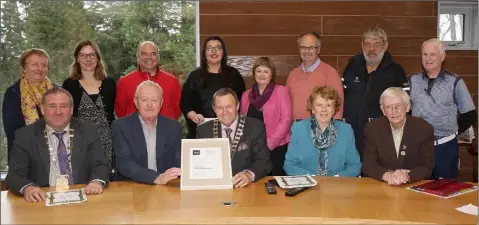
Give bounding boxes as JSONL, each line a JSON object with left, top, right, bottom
{"left": 438, "top": 1, "right": 478, "bottom": 50}
{"left": 0, "top": 1, "right": 197, "bottom": 172}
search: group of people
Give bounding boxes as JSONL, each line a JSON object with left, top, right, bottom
{"left": 2, "top": 27, "right": 476, "bottom": 203}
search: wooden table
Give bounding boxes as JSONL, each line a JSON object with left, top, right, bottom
{"left": 1, "top": 177, "right": 477, "bottom": 224}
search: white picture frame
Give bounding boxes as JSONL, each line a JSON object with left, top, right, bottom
{"left": 180, "top": 138, "right": 233, "bottom": 190}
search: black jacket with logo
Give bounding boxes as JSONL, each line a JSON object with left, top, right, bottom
{"left": 342, "top": 51, "right": 408, "bottom": 159}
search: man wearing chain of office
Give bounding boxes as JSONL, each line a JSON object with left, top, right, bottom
{"left": 197, "top": 88, "right": 272, "bottom": 188}
{"left": 6, "top": 87, "right": 110, "bottom": 203}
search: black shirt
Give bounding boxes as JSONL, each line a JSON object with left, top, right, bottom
{"left": 342, "top": 51, "right": 408, "bottom": 158}
{"left": 62, "top": 77, "right": 116, "bottom": 125}
{"left": 246, "top": 103, "right": 264, "bottom": 122}
{"left": 180, "top": 66, "right": 246, "bottom": 138}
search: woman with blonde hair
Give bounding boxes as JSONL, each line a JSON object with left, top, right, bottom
{"left": 3, "top": 48, "right": 54, "bottom": 159}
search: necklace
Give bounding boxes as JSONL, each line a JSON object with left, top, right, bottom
{"left": 44, "top": 128, "right": 74, "bottom": 163}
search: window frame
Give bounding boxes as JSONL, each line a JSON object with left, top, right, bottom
{"left": 438, "top": 1, "right": 478, "bottom": 50}
{"left": 195, "top": 1, "right": 200, "bottom": 67}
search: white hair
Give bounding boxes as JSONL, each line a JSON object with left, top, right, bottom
{"left": 136, "top": 41, "right": 160, "bottom": 60}
{"left": 422, "top": 38, "right": 446, "bottom": 56}
{"left": 134, "top": 80, "right": 163, "bottom": 101}
{"left": 380, "top": 87, "right": 410, "bottom": 106}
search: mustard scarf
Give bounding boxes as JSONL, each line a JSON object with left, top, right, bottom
{"left": 20, "top": 74, "right": 53, "bottom": 125}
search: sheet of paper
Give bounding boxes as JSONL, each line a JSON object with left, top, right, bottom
{"left": 45, "top": 188, "right": 87, "bottom": 207}
{"left": 283, "top": 177, "right": 313, "bottom": 185}
{"left": 189, "top": 147, "right": 223, "bottom": 180}
{"left": 456, "top": 204, "right": 478, "bottom": 216}
{"left": 274, "top": 175, "right": 318, "bottom": 189}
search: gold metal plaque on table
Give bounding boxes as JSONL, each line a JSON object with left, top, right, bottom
{"left": 55, "top": 174, "right": 70, "bottom": 192}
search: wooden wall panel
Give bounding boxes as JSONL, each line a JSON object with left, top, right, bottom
{"left": 462, "top": 76, "right": 478, "bottom": 95}
{"left": 200, "top": 1, "right": 434, "bottom": 16}
{"left": 443, "top": 57, "right": 479, "bottom": 75}
{"left": 323, "top": 16, "right": 437, "bottom": 36}
{"left": 200, "top": 15, "right": 322, "bottom": 35}
{"left": 446, "top": 50, "right": 478, "bottom": 57}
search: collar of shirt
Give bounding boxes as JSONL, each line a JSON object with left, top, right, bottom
{"left": 302, "top": 58, "right": 321, "bottom": 73}
{"left": 221, "top": 116, "right": 239, "bottom": 136}
{"left": 422, "top": 68, "right": 446, "bottom": 80}
{"left": 45, "top": 124, "right": 70, "bottom": 136}
{"left": 137, "top": 64, "right": 160, "bottom": 77}
{"left": 389, "top": 117, "right": 406, "bottom": 133}
{"left": 139, "top": 115, "right": 158, "bottom": 134}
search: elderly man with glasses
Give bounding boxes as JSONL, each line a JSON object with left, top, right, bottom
{"left": 362, "top": 87, "right": 434, "bottom": 185}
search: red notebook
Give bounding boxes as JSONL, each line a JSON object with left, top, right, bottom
{"left": 408, "top": 179, "right": 477, "bottom": 199}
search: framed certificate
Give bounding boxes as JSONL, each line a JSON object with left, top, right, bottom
{"left": 180, "top": 138, "right": 233, "bottom": 190}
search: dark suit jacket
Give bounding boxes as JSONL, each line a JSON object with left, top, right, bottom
{"left": 196, "top": 116, "right": 272, "bottom": 182}
{"left": 5, "top": 118, "right": 110, "bottom": 195}
{"left": 362, "top": 115, "right": 434, "bottom": 182}
{"left": 111, "top": 113, "right": 182, "bottom": 184}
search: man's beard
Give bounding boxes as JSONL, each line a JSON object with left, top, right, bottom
{"left": 363, "top": 50, "right": 385, "bottom": 65}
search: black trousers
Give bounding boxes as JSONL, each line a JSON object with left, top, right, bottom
{"left": 269, "top": 143, "right": 288, "bottom": 176}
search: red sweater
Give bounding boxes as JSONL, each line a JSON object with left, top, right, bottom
{"left": 115, "top": 67, "right": 181, "bottom": 120}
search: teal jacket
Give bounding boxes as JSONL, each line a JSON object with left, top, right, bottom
{"left": 284, "top": 119, "right": 361, "bottom": 177}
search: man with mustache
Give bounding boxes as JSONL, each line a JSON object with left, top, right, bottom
{"left": 342, "top": 28, "right": 408, "bottom": 160}
{"left": 286, "top": 32, "right": 344, "bottom": 121}
{"left": 115, "top": 41, "right": 181, "bottom": 120}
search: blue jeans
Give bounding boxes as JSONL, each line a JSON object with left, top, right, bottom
{"left": 432, "top": 138, "right": 459, "bottom": 179}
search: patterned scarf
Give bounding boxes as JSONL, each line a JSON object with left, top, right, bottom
{"left": 249, "top": 82, "right": 275, "bottom": 110}
{"left": 20, "top": 74, "right": 53, "bottom": 125}
{"left": 311, "top": 115, "right": 338, "bottom": 176}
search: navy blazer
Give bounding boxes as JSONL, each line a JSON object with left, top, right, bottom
{"left": 111, "top": 113, "right": 182, "bottom": 184}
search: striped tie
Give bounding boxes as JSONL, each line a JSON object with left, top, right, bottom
{"left": 224, "top": 128, "right": 233, "bottom": 146}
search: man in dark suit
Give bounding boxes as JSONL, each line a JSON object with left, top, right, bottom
{"left": 6, "top": 87, "right": 110, "bottom": 202}
{"left": 362, "top": 87, "right": 434, "bottom": 185}
{"left": 197, "top": 88, "right": 272, "bottom": 188}
{"left": 112, "top": 80, "right": 182, "bottom": 185}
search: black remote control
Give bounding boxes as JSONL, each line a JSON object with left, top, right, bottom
{"left": 265, "top": 182, "right": 277, "bottom": 195}
{"left": 285, "top": 187, "right": 309, "bottom": 197}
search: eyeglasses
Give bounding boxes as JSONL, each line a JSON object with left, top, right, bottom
{"left": 78, "top": 53, "right": 97, "bottom": 60}
{"left": 26, "top": 63, "right": 48, "bottom": 69}
{"left": 206, "top": 46, "right": 223, "bottom": 52}
{"left": 382, "top": 104, "right": 405, "bottom": 113}
{"left": 299, "top": 46, "right": 319, "bottom": 51}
